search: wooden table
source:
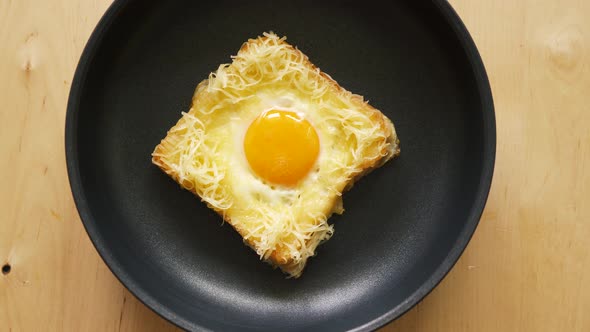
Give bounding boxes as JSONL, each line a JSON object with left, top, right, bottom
{"left": 1, "top": 1, "right": 589, "bottom": 331}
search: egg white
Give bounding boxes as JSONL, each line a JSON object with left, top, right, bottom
{"left": 226, "top": 90, "right": 326, "bottom": 209}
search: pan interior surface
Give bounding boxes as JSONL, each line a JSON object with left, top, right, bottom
{"left": 66, "top": 0, "right": 494, "bottom": 331}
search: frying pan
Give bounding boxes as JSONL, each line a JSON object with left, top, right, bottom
{"left": 66, "top": 0, "right": 495, "bottom": 330}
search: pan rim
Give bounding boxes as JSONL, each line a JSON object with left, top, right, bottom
{"left": 65, "top": 0, "right": 496, "bottom": 331}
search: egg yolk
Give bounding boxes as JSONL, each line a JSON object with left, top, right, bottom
{"left": 244, "top": 109, "right": 319, "bottom": 186}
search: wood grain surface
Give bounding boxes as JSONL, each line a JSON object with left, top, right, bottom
{"left": 1, "top": 0, "right": 589, "bottom": 331}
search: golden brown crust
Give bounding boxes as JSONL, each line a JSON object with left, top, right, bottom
{"left": 152, "top": 33, "right": 399, "bottom": 277}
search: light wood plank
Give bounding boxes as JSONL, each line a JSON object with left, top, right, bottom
{"left": 1, "top": 0, "right": 588, "bottom": 331}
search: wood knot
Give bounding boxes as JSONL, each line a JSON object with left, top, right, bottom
{"left": 23, "top": 59, "right": 33, "bottom": 72}
{"left": 18, "top": 31, "right": 40, "bottom": 75}
{"left": 546, "top": 25, "right": 583, "bottom": 73}
{"left": 2, "top": 263, "right": 10, "bottom": 275}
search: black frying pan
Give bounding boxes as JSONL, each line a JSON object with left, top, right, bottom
{"left": 66, "top": 0, "right": 495, "bottom": 331}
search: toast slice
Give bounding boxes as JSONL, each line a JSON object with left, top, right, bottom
{"left": 152, "top": 32, "right": 400, "bottom": 277}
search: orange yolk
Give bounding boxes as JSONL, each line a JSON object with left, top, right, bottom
{"left": 244, "top": 109, "right": 320, "bottom": 187}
